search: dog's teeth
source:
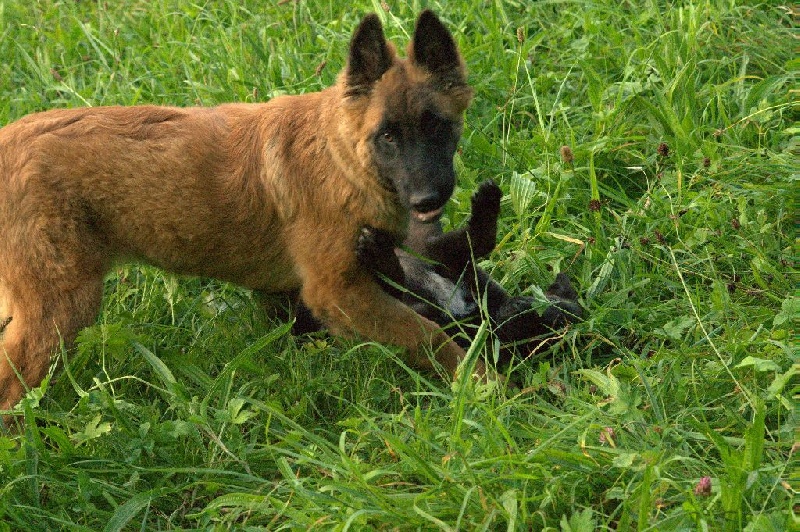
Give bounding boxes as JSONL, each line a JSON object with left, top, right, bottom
{"left": 413, "top": 207, "right": 442, "bottom": 223}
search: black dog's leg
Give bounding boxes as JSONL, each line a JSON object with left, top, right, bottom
{"left": 293, "top": 300, "right": 324, "bottom": 335}
{"left": 401, "top": 180, "right": 505, "bottom": 319}
{"left": 416, "top": 180, "right": 501, "bottom": 275}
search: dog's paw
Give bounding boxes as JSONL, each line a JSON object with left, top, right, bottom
{"left": 470, "top": 180, "right": 502, "bottom": 220}
{"left": 356, "top": 226, "right": 396, "bottom": 264}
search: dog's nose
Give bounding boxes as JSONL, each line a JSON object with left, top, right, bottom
{"left": 409, "top": 192, "right": 443, "bottom": 214}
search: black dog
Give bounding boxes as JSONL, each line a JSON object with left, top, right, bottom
{"left": 295, "top": 180, "right": 583, "bottom": 367}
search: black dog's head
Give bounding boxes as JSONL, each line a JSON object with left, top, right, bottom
{"left": 541, "top": 273, "right": 585, "bottom": 329}
{"left": 488, "top": 273, "right": 584, "bottom": 367}
{"left": 343, "top": 11, "right": 473, "bottom": 224}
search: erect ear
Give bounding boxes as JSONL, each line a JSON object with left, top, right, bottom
{"left": 345, "top": 14, "right": 394, "bottom": 96}
{"left": 410, "top": 10, "right": 466, "bottom": 85}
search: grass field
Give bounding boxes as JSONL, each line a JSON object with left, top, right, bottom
{"left": 0, "top": 0, "right": 795, "bottom": 530}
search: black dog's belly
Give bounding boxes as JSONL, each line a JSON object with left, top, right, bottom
{"left": 398, "top": 251, "right": 479, "bottom": 347}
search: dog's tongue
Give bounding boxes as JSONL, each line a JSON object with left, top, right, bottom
{"left": 412, "top": 207, "right": 443, "bottom": 223}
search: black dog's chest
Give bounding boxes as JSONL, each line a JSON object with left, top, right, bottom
{"left": 398, "top": 252, "right": 477, "bottom": 323}
{"left": 416, "top": 269, "right": 476, "bottom": 319}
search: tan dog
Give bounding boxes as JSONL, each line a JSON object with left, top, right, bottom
{"left": 0, "top": 11, "right": 479, "bottom": 412}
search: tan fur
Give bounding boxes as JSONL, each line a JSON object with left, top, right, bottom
{"left": 0, "top": 24, "right": 482, "bottom": 412}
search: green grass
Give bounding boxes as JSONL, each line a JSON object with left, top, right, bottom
{"left": 0, "top": 0, "right": 795, "bottom": 529}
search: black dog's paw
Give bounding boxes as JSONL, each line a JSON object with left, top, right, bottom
{"left": 356, "top": 226, "right": 396, "bottom": 265}
{"left": 464, "top": 180, "right": 502, "bottom": 258}
{"left": 470, "top": 180, "right": 502, "bottom": 222}
{"left": 356, "top": 226, "right": 406, "bottom": 299}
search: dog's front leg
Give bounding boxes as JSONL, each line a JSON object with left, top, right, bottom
{"left": 301, "top": 271, "right": 481, "bottom": 379}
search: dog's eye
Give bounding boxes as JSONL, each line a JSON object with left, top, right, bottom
{"left": 375, "top": 124, "right": 399, "bottom": 150}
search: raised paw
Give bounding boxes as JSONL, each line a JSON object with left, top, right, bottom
{"left": 464, "top": 180, "right": 502, "bottom": 258}
{"left": 470, "top": 179, "right": 502, "bottom": 222}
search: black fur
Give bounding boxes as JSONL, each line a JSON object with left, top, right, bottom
{"left": 294, "top": 180, "right": 584, "bottom": 368}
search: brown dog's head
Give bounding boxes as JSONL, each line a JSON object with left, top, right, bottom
{"left": 341, "top": 11, "right": 473, "bottom": 225}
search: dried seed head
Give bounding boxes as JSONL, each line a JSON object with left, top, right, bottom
{"left": 560, "top": 145, "right": 574, "bottom": 164}
{"left": 694, "top": 476, "right": 712, "bottom": 496}
{"left": 599, "top": 427, "right": 616, "bottom": 445}
{"left": 517, "top": 27, "right": 524, "bottom": 43}
{"left": 731, "top": 218, "right": 741, "bottom": 230}
{"left": 703, "top": 157, "right": 711, "bottom": 168}
{"left": 588, "top": 199, "right": 602, "bottom": 212}
{"left": 657, "top": 142, "right": 669, "bottom": 157}
{"left": 654, "top": 229, "right": 666, "bottom": 244}
{"left": 381, "top": 1, "right": 390, "bottom": 12}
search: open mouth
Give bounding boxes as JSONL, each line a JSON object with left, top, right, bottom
{"left": 411, "top": 206, "right": 443, "bottom": 223}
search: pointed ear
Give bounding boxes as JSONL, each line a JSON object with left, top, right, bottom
{"left": 345, "top": 14, "right": 394, "bottom": 96}
{"left": 410, "top": 10, "right": 466, "bottom": 85}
